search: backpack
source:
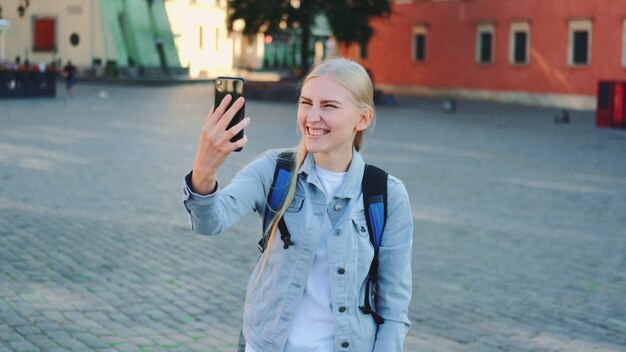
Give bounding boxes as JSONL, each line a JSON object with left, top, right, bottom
{"left": 258, "top": 151, "right": 387, "bottom": 325}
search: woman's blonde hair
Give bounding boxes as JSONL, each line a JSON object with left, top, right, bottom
{"left": 259, "top": 58, "right": 375, "bottom": 274}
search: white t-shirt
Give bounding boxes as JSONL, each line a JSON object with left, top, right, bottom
{"left": 246, "top": 166, "right": 346, "bottom": 352}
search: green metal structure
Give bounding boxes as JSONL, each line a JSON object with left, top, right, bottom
{"left": 99, "top": 0, "right": 182, "bottom": 76}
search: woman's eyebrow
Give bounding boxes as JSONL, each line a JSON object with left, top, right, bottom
{"left": 299, "top": 96, "right": 342, "bottom": 105}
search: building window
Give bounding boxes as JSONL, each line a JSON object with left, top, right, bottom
{"left": 476, "top": 23, "right": 494, "bottom": 64}
{"left": 199, "top": 26, "right": 203, "bottom": 50}
{"left": 33, "top": 17, "right": 56, "bottom": 52}
{"left": 215, "top": 28, "right": 220, "bottom": 51}
{"left": 412, "top": 25, "right": 427, "bottom": 62}
{"left": 568, "top": 19, "right": 592, "bottom": 66}
{"left": 509, "top": 22, "right": 529, "bottom": 65}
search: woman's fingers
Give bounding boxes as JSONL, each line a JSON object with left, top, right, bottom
{"left": 206, "top": 94, "right": 233, "bottom": 123}
{"left": 216, "top": 96, "right": 245, "bottom": 130}
{"left": 199, "top": 114, "right": 250, "bottom": 153}
{"left": 222, "top": 117, "right": 250, "bottom": 141}
{"left": 228, "top": 134, "right": 248, "bottom": 151}
{"left": 203, "top": 95, "right": 245, "bottom": 139}
{"left": 217, "top": 116, "right": 250, "bottom": 150}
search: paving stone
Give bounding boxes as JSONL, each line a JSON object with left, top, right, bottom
{"left": 6, "top": 341, "right": 39, "bottom": 352}
{"left": 14, "top": 326, "right": 42, "bottom": 337}
{"left": 0, "top": 330, "right": 26, "bottom": 343}
{"left": 26, "top": 334, "right": 61, "bottom": 350}
{"left": 74, "top": 333, "right": 110, "bottom": 349}
{"left": 110, "top": 343, "right": 142, "bottom": 352}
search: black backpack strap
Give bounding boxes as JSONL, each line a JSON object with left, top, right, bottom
{"left": 258, "top": 151, "right": 296, "bottom": 253}
{"left": 359, "top": 164, "right": 388, "bottom": 325}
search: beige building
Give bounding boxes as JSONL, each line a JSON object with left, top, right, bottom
{"left": 164, "top": 0, "right": 264, "bottom": 78}
{"left": 0, "top": 0, "right": 106, "bottom": 67}
{"left": 0, "top": 19, "right": 9, "bottom": 60}
{"left": 0, "top": 0, "right": 263, "bottom": 78}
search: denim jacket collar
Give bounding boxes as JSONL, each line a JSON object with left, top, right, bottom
{"left": 298, "top": 148, "right": 365, "bottom": 200}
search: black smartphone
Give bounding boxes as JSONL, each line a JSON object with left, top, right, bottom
{"left": 215, "top": 76, "right": 246, "bottom": 152}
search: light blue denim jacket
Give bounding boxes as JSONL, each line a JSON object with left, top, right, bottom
{"left": 182, "top": 149, "right": 413, "bottom": 352}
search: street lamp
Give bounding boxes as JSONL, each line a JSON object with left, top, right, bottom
{"left": 17, "top": 0, "right": 29, "bottom": 18}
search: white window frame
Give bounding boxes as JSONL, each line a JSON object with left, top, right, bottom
{"left": 412, "top": 25, "right": 427, "bottom": 62}
{"left": 568, "top": 19, "right": 592, "bottom": 66}
{"left": 476, "top": 23, "right": 495, "bottom": 64}
{"left": 509, "top": 22, "right": 530, "bottom": 65}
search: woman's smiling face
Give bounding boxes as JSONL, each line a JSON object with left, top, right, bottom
{"left": 297, "top": 75, "right": 370, "bottom": 165}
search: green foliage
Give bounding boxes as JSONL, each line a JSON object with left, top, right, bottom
{"left": 227, "top": 0, "right": 391, "bottom": 70}
{"left": 227, "top": 0, "right": 391, "bottom": 43}
{"left": 322, "top": 0, "right": 391, "bottom": 45}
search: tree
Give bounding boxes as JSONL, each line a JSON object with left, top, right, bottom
{"left": 226, "top": 0, "right": 392, "bottom": 75}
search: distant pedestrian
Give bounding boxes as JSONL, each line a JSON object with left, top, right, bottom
{"left": 62, "top": 60, "right": 77, "bottom": 97}
{"left": 182, "top": 58, "right": 413, "bottom": 351}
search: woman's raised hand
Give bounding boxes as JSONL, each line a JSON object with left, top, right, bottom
{"left": 191, "top": 94, "right": 250, "bottom": 195}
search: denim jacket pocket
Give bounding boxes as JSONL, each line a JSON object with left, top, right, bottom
{"left": 351, "top": 214, "right": 375, "bottom": 284}
{"left": 352, "top": 214, "right": 369, "bottom": 238}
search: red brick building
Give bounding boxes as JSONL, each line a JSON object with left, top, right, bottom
{"left": 341, "top": 0, "right": 626, "bottom": 109}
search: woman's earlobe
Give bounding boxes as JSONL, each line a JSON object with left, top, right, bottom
{"left": 356, "top": 108, "right": 374, "bottom": 131}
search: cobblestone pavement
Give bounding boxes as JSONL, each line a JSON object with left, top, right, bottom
{"left": 1, "top": 83, "right": 625, "bottom": 352}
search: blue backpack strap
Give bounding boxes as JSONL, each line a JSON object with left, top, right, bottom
{"left": 258, "top": 151, "right": 295, "bottom": 252}
{"left": 359, "top": 164, "right": 388, "bottom": 325}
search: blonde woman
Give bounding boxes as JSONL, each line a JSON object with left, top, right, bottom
{"left": 183, "top": 58, "right": 413, "bottom": 352}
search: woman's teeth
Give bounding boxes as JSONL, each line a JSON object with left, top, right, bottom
{"left": 308, "top": 128, "right": 329, "bottom": 136}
